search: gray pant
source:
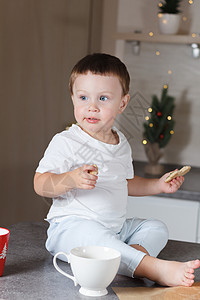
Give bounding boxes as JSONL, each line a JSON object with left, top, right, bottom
{"left": 46, "top": 216, "right": 168, "bottom": 278}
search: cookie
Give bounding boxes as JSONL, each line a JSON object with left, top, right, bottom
{"left": 165, "top": 166, "right": 191, "bottom": 183}
{"left": 178, "top": 165, "right": 191, "bottom": 176}
{"left": 89, "top": 164, "right": 98, "bottom": 175}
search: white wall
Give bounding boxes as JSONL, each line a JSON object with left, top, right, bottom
{"left": 106, "top": 0, "right": 200, "bottom": 167}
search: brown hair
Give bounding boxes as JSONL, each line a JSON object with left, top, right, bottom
{"left": 69, "top": 53, "right": 130, "bottom": 96}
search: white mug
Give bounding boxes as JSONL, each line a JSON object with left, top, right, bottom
{"left": 53, "top": 246, "right": 121, "bottom": 297}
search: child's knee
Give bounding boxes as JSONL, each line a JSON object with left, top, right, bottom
{"left": 149, "top": 219, "right": 169, "bottom": 245}
{"left": 138, "top": 219, "right": 168, "bottom": 257}
{"left": 156, "top": 219, "right": 169, "bottom": 245}
{"left": 149, "top": 219, "right": 169, "bottom": 253}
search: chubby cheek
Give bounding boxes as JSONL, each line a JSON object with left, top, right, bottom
{"left": 102, "top": 108, "right": 117, "bottom": 124}
{"left": 73, "top": 106, "right": 84, "bottom": 123}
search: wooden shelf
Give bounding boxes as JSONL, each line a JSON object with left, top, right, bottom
{"left": 115, "top": 32, "right": 200, "bottom": 45}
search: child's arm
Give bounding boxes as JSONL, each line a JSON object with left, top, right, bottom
{"left": 128, "top": 172, "right": 184, "bottom": 197}
{"left": 34, "top": 164, "right": 98, "bottom": 198}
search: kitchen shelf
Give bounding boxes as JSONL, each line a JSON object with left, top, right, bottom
{"left": 115, "top": 32, "right": 200, "bottom": 45}
{"left": 115, "top": 32, "right": 200, "bottom": 58}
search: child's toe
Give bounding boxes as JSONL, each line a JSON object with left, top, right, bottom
{"left": 183, "top": 277, "right": 194, "bottom": 286}
{"left": 185, "top": 272, "right": 194, "bottom": 280}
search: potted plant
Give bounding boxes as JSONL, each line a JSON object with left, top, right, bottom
{"left": 143, "top": 86, "right": 175, "bottom": 175}
{"left": 158, "top": 0, "right": 183, "bottom": 34}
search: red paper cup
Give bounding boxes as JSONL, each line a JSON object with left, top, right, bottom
{"left": 0, "top": 227, "right": 10, "bottom": 276}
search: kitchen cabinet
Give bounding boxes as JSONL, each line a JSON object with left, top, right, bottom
{"left": 127, "top": 195, "right": 200, "bottom": 243}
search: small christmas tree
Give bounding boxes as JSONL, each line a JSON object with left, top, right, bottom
{"left": 143, "top": 85, "right": 175, "bottom": 148}
{"left": 0, "top": 243, "right": 7, "bottom": 259}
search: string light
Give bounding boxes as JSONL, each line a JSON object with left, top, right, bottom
{"left": 192, "top": 33, "right": 197, "bottom": 38}
{"left": 188, "top": 0, "right": 193, "bottom": 4}
{"left": 158, "top": 13, "right": 162, "bottom": 18}
{"left": 142, "top": 23, "right": 177, "bottom": 145}
{"left": 142, "top": 139, "right": 148, "bottom": 145}
{"left": 182, "top": 16, "right": 187, "bottom": 22}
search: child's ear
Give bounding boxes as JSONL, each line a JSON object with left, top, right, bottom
{"left": 71, "top": 94, "right": 75, "bottom": 103}
{"left": 118, "top": 94, "right": 129, "bottom": 114}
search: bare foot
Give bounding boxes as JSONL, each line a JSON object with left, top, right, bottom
{"left": 135, "top": 256, "right": 200, "bottom": 287}
{"left": 157, "top": 259, "right": 200, "bottom": 287}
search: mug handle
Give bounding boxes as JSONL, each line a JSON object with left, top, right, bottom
{"left": 53, "top": 252, "right": 78, "bottom": 286}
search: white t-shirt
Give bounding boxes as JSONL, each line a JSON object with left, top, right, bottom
{"left": 36, "top": 124, "right": 134, "bottom": 233}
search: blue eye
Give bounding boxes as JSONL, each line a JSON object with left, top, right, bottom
{"left": 80, "top": 96, "right": 88, "bottom": 101}
{"left": 100, "top": 96, "right": 108, "bottom": 101}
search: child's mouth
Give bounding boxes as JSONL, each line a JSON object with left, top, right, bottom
{"left": 86, "top": 118, "right": 99, "bottom": 124}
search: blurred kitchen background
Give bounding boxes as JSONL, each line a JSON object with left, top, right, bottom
{"left": 1, "top": 0, "right": 199, "bottom": 227}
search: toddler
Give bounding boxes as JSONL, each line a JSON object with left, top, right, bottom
{"left": 34, "top": 53, "right": 199, "bottom": 286}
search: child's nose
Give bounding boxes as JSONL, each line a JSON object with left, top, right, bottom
{"left": 88, "top": 101, "right": 99, "bottom": 112}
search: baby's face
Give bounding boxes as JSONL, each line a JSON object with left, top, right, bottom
{"left": 71, "top": 72, "right": 129, "bottom": 140}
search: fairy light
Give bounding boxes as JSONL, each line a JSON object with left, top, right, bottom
{"left": 142, "top": 139, "right": 148, "bottom": 145}
{"left": 188, "top": 0, "right": 193, "bottom": 4}
{"left": 167, "top": 116, "right": 172, "bottom": 120}
{"left": 192, "top": 33, "right": 197, "bottom": 38}
{"left": 158, "top": 13, "right": 163, "bottom": 18}
{"left": 149, "top": 32, "right": 154, "bottom": 37}
{"left": 170, "top": 130, "right": 174, "bottom": 135}
{"left": 182, "top": 16, "right": 187, "bottom": 22}
{"left": 168, "top": 70, "right": 172, "bottom": 74}
{"left": 149, "top": 123, "right": 153, "bottom": 127}
{"left": 148, "top": 107, "right": 152, "bottom": 113}
{"left": 158, "top": 2, "right": 163, "bottom": 7}
{"left": 164, "top": 84, "right": 168, "bottom": 89}
{"left": 156, "top": 50, "right": 160, "bottom": 56}
{"left": 145, "top": 116, "right": 149, "bottom": 121}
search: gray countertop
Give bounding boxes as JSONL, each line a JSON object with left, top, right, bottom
{"left": 134, "top": 161, "right": 200, "bottom": 201}
{"left": 1, "top": 222, "right": 200, "bottom": 300}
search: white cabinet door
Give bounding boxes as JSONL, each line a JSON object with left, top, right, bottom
{"left": 127, "top": 196, "right": 199, "bottom": 243}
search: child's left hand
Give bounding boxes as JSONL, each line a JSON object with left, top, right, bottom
{"left": 159, "top": 170, "right": 184, "bottom": 194}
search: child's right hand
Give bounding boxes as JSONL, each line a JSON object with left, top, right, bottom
{"left": 34, "top": 165, "right": 98, "bottom": 198}
{"left": 70, "top": 164, "right": 98, "bottom": 190}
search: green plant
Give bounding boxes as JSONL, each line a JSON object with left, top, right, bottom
{"left": 143, "top": 86, "right": 175, "bottom": 148}
{"left": 158, "top": 0, "right": 182, "bottom": 14}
